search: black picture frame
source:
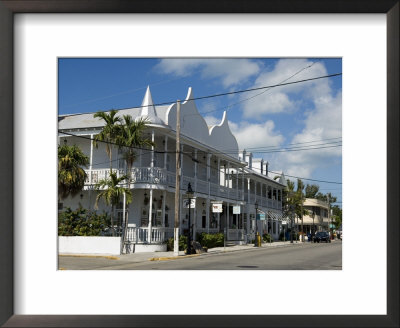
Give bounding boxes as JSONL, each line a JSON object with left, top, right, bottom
{"left": 0, "top": 1, "right": 398, "bottom": 327}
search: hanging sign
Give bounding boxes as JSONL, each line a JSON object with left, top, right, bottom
{"left": 211, "top": 203, "right": 223, "bottom": 213}
{"left": 233, "top": 206, "right": 241, "bottom": 214}
{"left": 256, "top": 213, "right": 266, "bottom": 220}
{"left": 183, "top": 198, "right": 196, "bottom": 208}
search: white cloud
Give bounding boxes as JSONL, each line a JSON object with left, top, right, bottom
{"left": 268, "top": 91, "right": 342, "bottom": 178}
{"left": 230, "top": 120, "right": 284, "bottom": 150}
{"left": 155, "top": 59, "right": 261, "bottom": 87}
{"left": 203, "top": 115, "right": 221, "bottom": 127}
{"left": 241, "top": 59, "right": 332, "bottom": 118}
{"left": 204, "top": 114, "right": 284, "bottom": 151}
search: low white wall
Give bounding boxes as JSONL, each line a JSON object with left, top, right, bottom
{"left": 134, "top": 244, "right": 167, "bottom": 253}
{"left": 59, "top": 236, "right": 121, "bottom": 255}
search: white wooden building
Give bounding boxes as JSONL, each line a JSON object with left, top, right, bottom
{"left": 58, "top": 86, "right": 285, "bottom": 252}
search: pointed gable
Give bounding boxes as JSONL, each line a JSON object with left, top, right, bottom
{"left": 140, "top": 86, "right": 162, "bottom": 124}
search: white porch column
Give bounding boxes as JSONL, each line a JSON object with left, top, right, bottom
{"left": 206, "top": 198, "right": 210, "bottom": 233}
{"left": 147, "top": 130, "right": 155, "bottom": 243}
{"left": 163, "top": 135, "right": 168, "bottom": 169}
{"left": 247, "top": 178, "right": 251, "bottom": 206}
{"left": 206, "top": 153, "right": 211, "bottom": 193}
{"left": 162, "top": 190, "right": 166, "bottom": 227}
{"left": 148, "top": 189, "right": 153, "bottom": 243}
{"left": 227, "top": 162, "right": 230, "bottom": 199}
{"left": 236, "top": 168, "right": 239, "bottom": 201}
{"left": 89, "top": 134, "right": 94, "bottom": 184}
{"left": 194, "top": 149, "right": 198, "bottom": 192}
{"left": 242, "top": 168, "right": 245, "bottom": 201}
{"left": 206, "top": 154, "right": 211, "bottom": 234}
{"left": 217, "top": 158, "right": 221, "bottom": 196}
{"left": 88, "top": 134, "right": 94, "bottom": 209}
{"left": 223, "top": 163, "right": 226, "bottom": 187}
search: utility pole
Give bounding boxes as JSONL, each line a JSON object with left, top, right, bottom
{"left": 300, "top": 190, "right": 304, "bottom": 242}
{"left": 174, "top": 100, "right": 181, "bottom": 256}
{"left": 327, "top": 193, "right": 331, "bottom": 239}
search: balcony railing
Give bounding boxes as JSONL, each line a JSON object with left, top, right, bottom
{"left": 125, "top": 227, "right": 174, "bottom": 244}
{"left": 85, "top": 168, "right": 281, "bottom": 206}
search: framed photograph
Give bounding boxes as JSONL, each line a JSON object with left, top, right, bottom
{"left": 1, "top": 1, "right": 398, "bottom": 327}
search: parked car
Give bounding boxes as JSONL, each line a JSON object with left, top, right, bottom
{"left": 313, "top": 231, "right": 331, "bottom": 243}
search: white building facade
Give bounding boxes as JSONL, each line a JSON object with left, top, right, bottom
{"left": 58, "top": 87, "right": 285, "bottom": 251}
{"left": 301, "top": 198, "right": 330, "bottom": 234}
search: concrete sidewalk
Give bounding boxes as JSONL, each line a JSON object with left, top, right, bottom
{"left": 60, "top": 239, "right": 341, "bottom": 264}
{"left": 119, "top": 240, "right": 297, "bottom": 262}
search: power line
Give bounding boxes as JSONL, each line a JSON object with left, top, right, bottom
{"left": 60, "top": 144, "right": 342, "bottom": 186}
{"left": 268, "top": 170, "right": 342, "bottom": 185}
{"left": 60, "top": 131, "right": 341, "bottom": 156}
{"left": 238, "top": 137, "right": 342, "bottom": 152}
{"left": 60, "top": 72, "right": 342, "bottom": 116}
{"left": 188, "top": 60, "right": 321, "bottom": 117}
{"left": 252, "top": 144, "right": 341, "bottom": 154}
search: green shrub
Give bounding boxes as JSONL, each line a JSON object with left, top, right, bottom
{"left": 197, "top": 232, "right": 224, "bottom": 249}
{"left": 166, "top": 235, "right": 188, "bottom": 251}
{"left": 262, "top": 233, "right": 273, "bottom": 243}
{"left": 58, "top": 207, "right": 111, "bottom": 236}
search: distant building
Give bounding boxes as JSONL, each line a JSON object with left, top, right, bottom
{"left": 301, "top": 198, "right": 330, "bottom": 233}
{"left": 58, "top": 86, "right": 285, "bottom": 252}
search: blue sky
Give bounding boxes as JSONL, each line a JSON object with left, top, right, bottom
{"left": 58, "top": 58, "right": 342, "bottom": 205}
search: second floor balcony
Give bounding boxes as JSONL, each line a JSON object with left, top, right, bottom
{"left": 84, "top": 167, "right": 245, "bottom": 202}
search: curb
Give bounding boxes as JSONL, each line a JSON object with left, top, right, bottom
{"left": 59, "top": 254, "right": 119, "bottom": 260}
{"left": 149, "top": 254, "right": 201, "bottom": 261}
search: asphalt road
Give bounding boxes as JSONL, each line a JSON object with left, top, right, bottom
{"left": 59, "top": 240, "right": 342, "bottom": 270}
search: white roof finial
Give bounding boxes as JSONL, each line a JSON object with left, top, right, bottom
{"left": 140, "top": 86, "right": 162, "bottom": 124}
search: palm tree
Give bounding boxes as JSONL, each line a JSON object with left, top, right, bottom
{"left": 115, "top": 115, "right": 154, "bottom": 244}
{"left": 58, "top": 144, "right": 89, "bottom": 200}
{"left": 93, "top": 109, "right": 122, "bottom": 174}
{"left": 94, "top": 171, "right": 132, "bottom": 236}
{"left": 116, "top": 115, "right": 154, "bottom": 184}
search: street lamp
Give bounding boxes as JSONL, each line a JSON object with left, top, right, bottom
{"left": 254, "top": 201, "right": 259, "bottom": 247}
{"left": 186, "top": 183, "right": 194, "bottom": 255}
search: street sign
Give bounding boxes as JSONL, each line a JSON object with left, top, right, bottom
{"left": 212, "top": 203, "right": 223, "bottom": 213}
{"left": 256, "top": 213, "right": 266, "bottom": 220}
{"left": 281, "top": 220, "right": 288, "bottom": 225}
{"left": 233, "top": 206, "right": 241, "bottom": 214}
{"left": 183, "top": 198, "right": 196, "bottom": 208}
